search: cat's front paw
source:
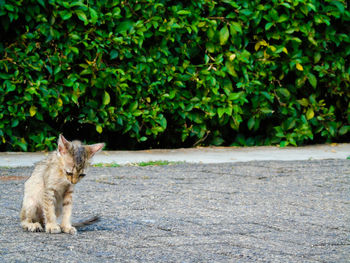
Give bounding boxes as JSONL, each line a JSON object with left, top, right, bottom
{"left": 61, "top": 225, "right": 77, "bottom": 235}
{"left": 45, "top": 223, "right": 61, "bottom": 234}
{"left": 21, "top": 222, "right": 44, "bottom": 232}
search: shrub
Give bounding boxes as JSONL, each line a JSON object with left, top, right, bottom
{"left": 0, "top": 0, "right": 349, "bottom": 151}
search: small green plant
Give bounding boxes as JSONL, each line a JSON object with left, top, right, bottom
{"left": 93, "top": 160, "right": 182, "bottom": 167}
{"left": 137, "top": 160, "right": 179, "bottom": 167}
{"left": 93, "top": 163, "right": 121, "bottom": 168}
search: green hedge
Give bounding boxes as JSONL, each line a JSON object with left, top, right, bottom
{"left": 0, "top": 0, "right": 349, "bottom": 151}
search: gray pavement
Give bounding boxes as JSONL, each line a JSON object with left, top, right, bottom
{"left": 0, "top": 159, "right": 349, "bottom": 262}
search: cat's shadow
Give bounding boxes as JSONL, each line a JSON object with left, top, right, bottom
{"left": 76, "top": 217, "right": 126, "bottom": 232}
{"left": 77, "top": 217, "right": 157, "bottom": 233}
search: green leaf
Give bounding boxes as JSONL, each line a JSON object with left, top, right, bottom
{"left": 45, "top": 65, "right": 53, "bottom": 75}
{"left": 265, "top": 22, "right": 274, "bottom": 30}
{"left": 17, "top": 142, "right": 28, "bottom": 151}
{"left": 206, "top": 42, "right": 215, "bottom": 53}
{"left": 247, "top": 117, "right": 255, "bottom": 130}
{"left": 229, "top": 92, "right": 240, "bottom": 100}
{"left": 338, "top": 125, "right": 349, "bottom": 135}
{"left": 308, "top": 73, "right": 317, "bottom": 89}
{"left": 217, "top": 108, "right": 225, "bottom": 118}
{"left": 219, "top": 25, "right": 229, "bottom": 45}
{"left": 60, "top": 10, "right": 72, "bottom": 20}
{"left": 89, "top": 8, "right": 98, "bottom": 24}
{"left": 177, "top": 10, "right": 191, "bottom": 15}
{"left": 297, "top": 98, "right": 309, "bottom": 107}
{"left": 328, "top": 122, "right": 336, "bottom": 136}
{"left": 11, "top": 119, "right": 19, "bottom": 127}
{"left": 331, "top": 0, "right": 344, "bottom": 13}
{"left": 159, "top": 116, "right": 167, "bottom": 129}
{"left": 211, "top": 136, "right": 224, "bottom": 146}
{"left": 306, "top": 108, "right": 314, "bottom": 120}
{"left": 198, "top": 21, "right": 206, "bottom": 27}
{"left": 115, "top": 20, "right": 134, "bottom": 33}
{"left": 277, "top": 14, "right": 288, "bottom": 23}
{"left": 139, "top": 136, "right": 147, "bottom": 142}
{"left": 110, "top": 50, "right": 118, "bottom": 59}
{"left": 225, "top": 61, "right": 237, "bottom": 77}
{"left": 5, "top": 80, "right": 15, "bottom": 92}
{"left": 29, "top": 106, "right": 37, "bottom": 117}
{"left": 75, "top": 10, "right": 88, "bottom": 24}
{"left": 280, "top": 141, "right": 289, "bottom": 147}
{"left": 129, "top": 101, "right": 138, "bottom": 112}
{"left": 0, "top": 73, "right": 11, "bottom": 79}
{"left": 314, "top": 53, "right": 321, "bottom": 63}
{"left": 69, "top": 1, "right": 87, "bottom": 8}
{"left": 207, "top": 28, "right": 215, "bottom": 40}
{"left": 230, "top": 22, "right": 242, "bottom": 34}
{"left": 4, "top": 4, "right": 15, "bottom": 11}
{"left": 37, "top": 0, "right": 45, "bottom": 7}
{"left": 70, "top": 46, "right": 79, "bottom": 55}
{"left": 260, "top": 108, "right": 274, "bottom": 114}
{"left": 103, "top": 91, "right": 110, "bottom": 105}
{"left": 296, "top": 63, "right": 304, "bottom": 71}
{"left": 277, "top": 88, "right": 290, "bottom": 98}
{"left": 96, "top": 125, "right": 103, "bottom": 134}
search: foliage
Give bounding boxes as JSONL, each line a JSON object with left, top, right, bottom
{"left": 0, "top": 0, "right": 349, "bottom": 151}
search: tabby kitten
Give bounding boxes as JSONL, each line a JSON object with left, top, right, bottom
{"left": 20, "top": 134, "right": 104, "bottom": 234}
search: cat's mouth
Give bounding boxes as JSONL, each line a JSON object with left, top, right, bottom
{"left": 69, "top": 180, "right": 78, "bottom": 184}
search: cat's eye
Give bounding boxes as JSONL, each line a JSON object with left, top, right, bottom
{"left": 79, "top": 174, "right": 86, "bottom": 178}
{"left": 66, "top": 171, "right": 73, "bottom": 176}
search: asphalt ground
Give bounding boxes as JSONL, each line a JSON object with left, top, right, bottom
{"left": 0, "top": 159, "right": 349, "bottom": 262}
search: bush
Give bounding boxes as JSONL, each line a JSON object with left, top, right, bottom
{"left": 0, "top": 0, "right": 349, "bottom": 151}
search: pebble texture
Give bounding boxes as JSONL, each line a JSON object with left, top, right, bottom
{"left": 0, "top": 160, "right": 349, "bottom": 262}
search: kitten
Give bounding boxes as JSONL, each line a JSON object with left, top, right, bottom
{"left": 20, "top": 134, "right": 104, "bottom": 234}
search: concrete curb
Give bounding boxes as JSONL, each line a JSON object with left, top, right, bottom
{"left": 0, "top": 143, "right": 349, "bottom": 167}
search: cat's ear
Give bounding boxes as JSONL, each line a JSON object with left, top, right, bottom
{"left": 58, "top": 134, "right": 71, "bottom": 155}
{"left": 86, "top": 143, "right": 105, "bottom": 159}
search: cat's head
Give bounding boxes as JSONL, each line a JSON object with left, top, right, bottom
{"left": 57, "top": 134, "right": 105, "bottom": 184}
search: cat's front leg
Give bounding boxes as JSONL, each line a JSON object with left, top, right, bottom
{"left": 61, "top": 187, "right": 77, "bottom": 235}
{"left": 43, "top": 188, "right": 61, "bottom": 234}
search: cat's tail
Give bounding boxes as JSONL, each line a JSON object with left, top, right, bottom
{"left": 72, "top": 215, "right": 100, "bottom": 228}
